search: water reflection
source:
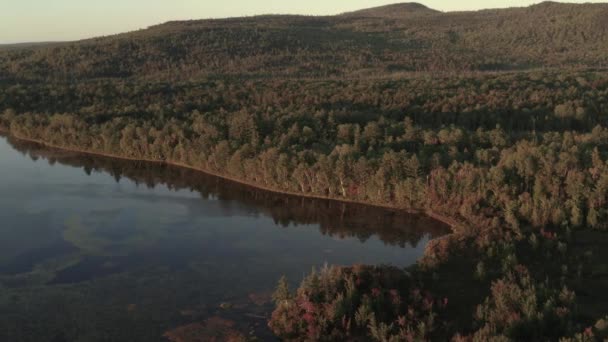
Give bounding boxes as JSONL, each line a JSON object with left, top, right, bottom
{"left": 5, "top": 136, "right": 449, "bottom": 248}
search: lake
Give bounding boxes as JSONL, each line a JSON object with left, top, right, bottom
{"left": 0, "top": 135, "right": 449, "bottom": 341}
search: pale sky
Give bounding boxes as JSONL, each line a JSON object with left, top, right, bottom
{"left": 0, "top": 0, "right": 604, "bottom": 44}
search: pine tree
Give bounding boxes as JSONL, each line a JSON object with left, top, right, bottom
{"left": 273, "top": 276, "right": 291, "bottom": 304}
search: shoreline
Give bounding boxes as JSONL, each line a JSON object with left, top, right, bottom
{"left": 0, "top": 129, "right": 461, "bottom": 232}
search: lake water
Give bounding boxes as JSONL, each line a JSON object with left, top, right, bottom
{"left": 0, "top": 135, "right": 449, "bottom": 341}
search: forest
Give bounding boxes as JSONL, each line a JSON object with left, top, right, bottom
{"left": 0, "top": 2, "right": 607, "bottom": 341}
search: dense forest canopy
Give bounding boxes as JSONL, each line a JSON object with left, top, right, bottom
{"left": 1, "top": 2, "right": 607, "bottom": 341}
{"left": 1, "top": 2, "right": 608, "bottom": 82}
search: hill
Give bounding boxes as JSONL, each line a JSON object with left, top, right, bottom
{"left": 340, "top": 2, "right": 440, "bottom": 17}
{"left": 0, "top": 2, "right": 607, "bottom": 82}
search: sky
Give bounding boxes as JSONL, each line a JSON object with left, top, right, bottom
{"left": 0, "top": 0, "right": 604, "bottom": 44}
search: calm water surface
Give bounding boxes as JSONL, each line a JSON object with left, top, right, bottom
{"left": 0, "top": 135, "right": 449, "bottom": 341}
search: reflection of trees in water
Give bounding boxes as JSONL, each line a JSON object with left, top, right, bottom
{"left": 7, "top": 137, "right": 449, "bottom": 247}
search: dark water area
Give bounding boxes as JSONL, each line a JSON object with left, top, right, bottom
{"left": 0, "top": 135, "right": 449, "bottom": 341}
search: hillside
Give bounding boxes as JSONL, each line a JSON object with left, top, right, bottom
{"left": 0, "top": 2, "right": 607, "bottom": 82}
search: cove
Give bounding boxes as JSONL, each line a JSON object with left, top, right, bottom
{"left": 0, "top": 135, "right": 449, "bottom": 341}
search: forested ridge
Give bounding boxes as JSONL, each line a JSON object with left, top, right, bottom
{"left": 1, "top": 2, "right": 608, "bottom": 81}
{"left": 1, "top": 2, "right": 608, "bottom": 341}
